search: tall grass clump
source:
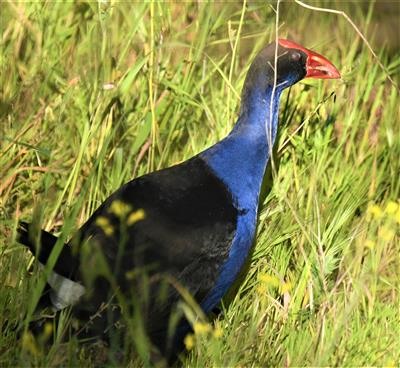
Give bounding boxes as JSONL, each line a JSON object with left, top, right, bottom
{"left": 1, "top": 1, "right": 399, "bottom": 366}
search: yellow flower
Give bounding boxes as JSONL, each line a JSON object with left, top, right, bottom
{"left": 384, "top": 201, "right": 398, "bottom": 215}
{"left": 95, "top": 216, "right": 114, "bottom": 236}
{"left": 108, "top": 200, "right": 132, "bottom": 218}
{"left": 256, "top": 285, "right": 267, "bottom": 295}
{"left": 193, "top": 322, "right": 212, "bottom": 335}
{"left": 184, "top": 333, "right": 195, "bottom": 350}
{"left": 365, "top": 239, "right": 375, "bottom": 249}
{"left": 366, "top": 203, "right": 383, "bottom": 220}
{"left": 378, "top": 226, "right": 395, "bottom": 242}
{"left": 22, "top": 331, "right": 39, "bottom": 356}
{"left": 259, "top": 274, "right": 280, "bottom": 288}
{"left": 43, "top": 322, "right": 53, "bottom": 339}
{"left": 127, "top": 209, "right": 146, "bottom": 225}
{"left": 213, "top": 325, "right": 223, "bottom": 339}
{"left": 280, "top": 281, "right": 292, "bottom": 294}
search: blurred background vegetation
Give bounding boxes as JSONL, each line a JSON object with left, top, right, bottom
{"left": 0, "top": 1, "right": 399, "bottom": 366}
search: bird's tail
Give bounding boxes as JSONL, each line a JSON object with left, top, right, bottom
{"left": 17, "top": 221, "right": 86, "bottom": 311}
{"left": 18, "top": 221, "right": 59, "bottom": 264}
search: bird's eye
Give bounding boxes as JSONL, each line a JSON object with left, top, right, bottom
{"left": 291, "top": 51, "right": 301, "bottom": 62}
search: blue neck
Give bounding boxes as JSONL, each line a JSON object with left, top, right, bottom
{"left": 200, "top": 86, "right": 282, "bottom": 211}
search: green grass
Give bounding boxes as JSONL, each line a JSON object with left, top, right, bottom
{"left": 1, "top": 1, "right": 399, "bottom": 367}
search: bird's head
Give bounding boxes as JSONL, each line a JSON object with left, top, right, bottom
{"left": 276, "top": 39, "right": 340, "bottom": 84}
{"left": 242, "top": 39, "right": 340, "bottom": 97}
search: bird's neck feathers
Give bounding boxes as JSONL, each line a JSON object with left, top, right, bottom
{"left": 201, "top": 81, "right": 283, "bottom": 211}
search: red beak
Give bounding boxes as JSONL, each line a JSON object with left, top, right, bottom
{"left": 278, "top": 39, "right": 341, "bottom": 79}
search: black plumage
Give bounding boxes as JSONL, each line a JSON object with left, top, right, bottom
{"left": 21, "top": 156, "right": 238, "bottom": 355}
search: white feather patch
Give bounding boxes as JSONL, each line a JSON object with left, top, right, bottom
{"left": 39, "top": 263, "right": 86, "bottom": 310}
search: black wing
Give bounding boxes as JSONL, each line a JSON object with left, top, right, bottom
{"left": 70, "top": 156, "right": 238, "bottom": 340}
{"left": 75, "top": 156, "right": 237, "bottom": 293}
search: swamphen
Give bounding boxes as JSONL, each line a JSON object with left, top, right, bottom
{"left": 18, "top": 39, "right": 340, "bottom": 360}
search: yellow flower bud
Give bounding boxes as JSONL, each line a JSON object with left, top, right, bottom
{"left": 184, "top": 334, "right": 195, "bottom": 350}
{"left": 384, "top": 201, "right": 398, "bottom": 215}
{"left": 193, "top": 322, "right": 212, "bottom": 335}
{"left": 378, "top": 226, "right": 395, "bottom": 242}
{"left": 365, "top": 239, "right": 375, "bottom": 249}
{"left": 367, "top": 204, "right": 383, "bottom": 220}
{"left": 213, "top": 325, "right": 223, "bottom": 339}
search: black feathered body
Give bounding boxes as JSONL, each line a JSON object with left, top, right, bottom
{"left": 77, "top": 155, "right": 237, "bottom": 287}
{"left": 59, "top": 156, "right": 237, "bottom": 351}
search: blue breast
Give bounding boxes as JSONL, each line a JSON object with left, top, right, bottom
{"left": 199, "top": 87, "right": 283, "bottom": 312}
